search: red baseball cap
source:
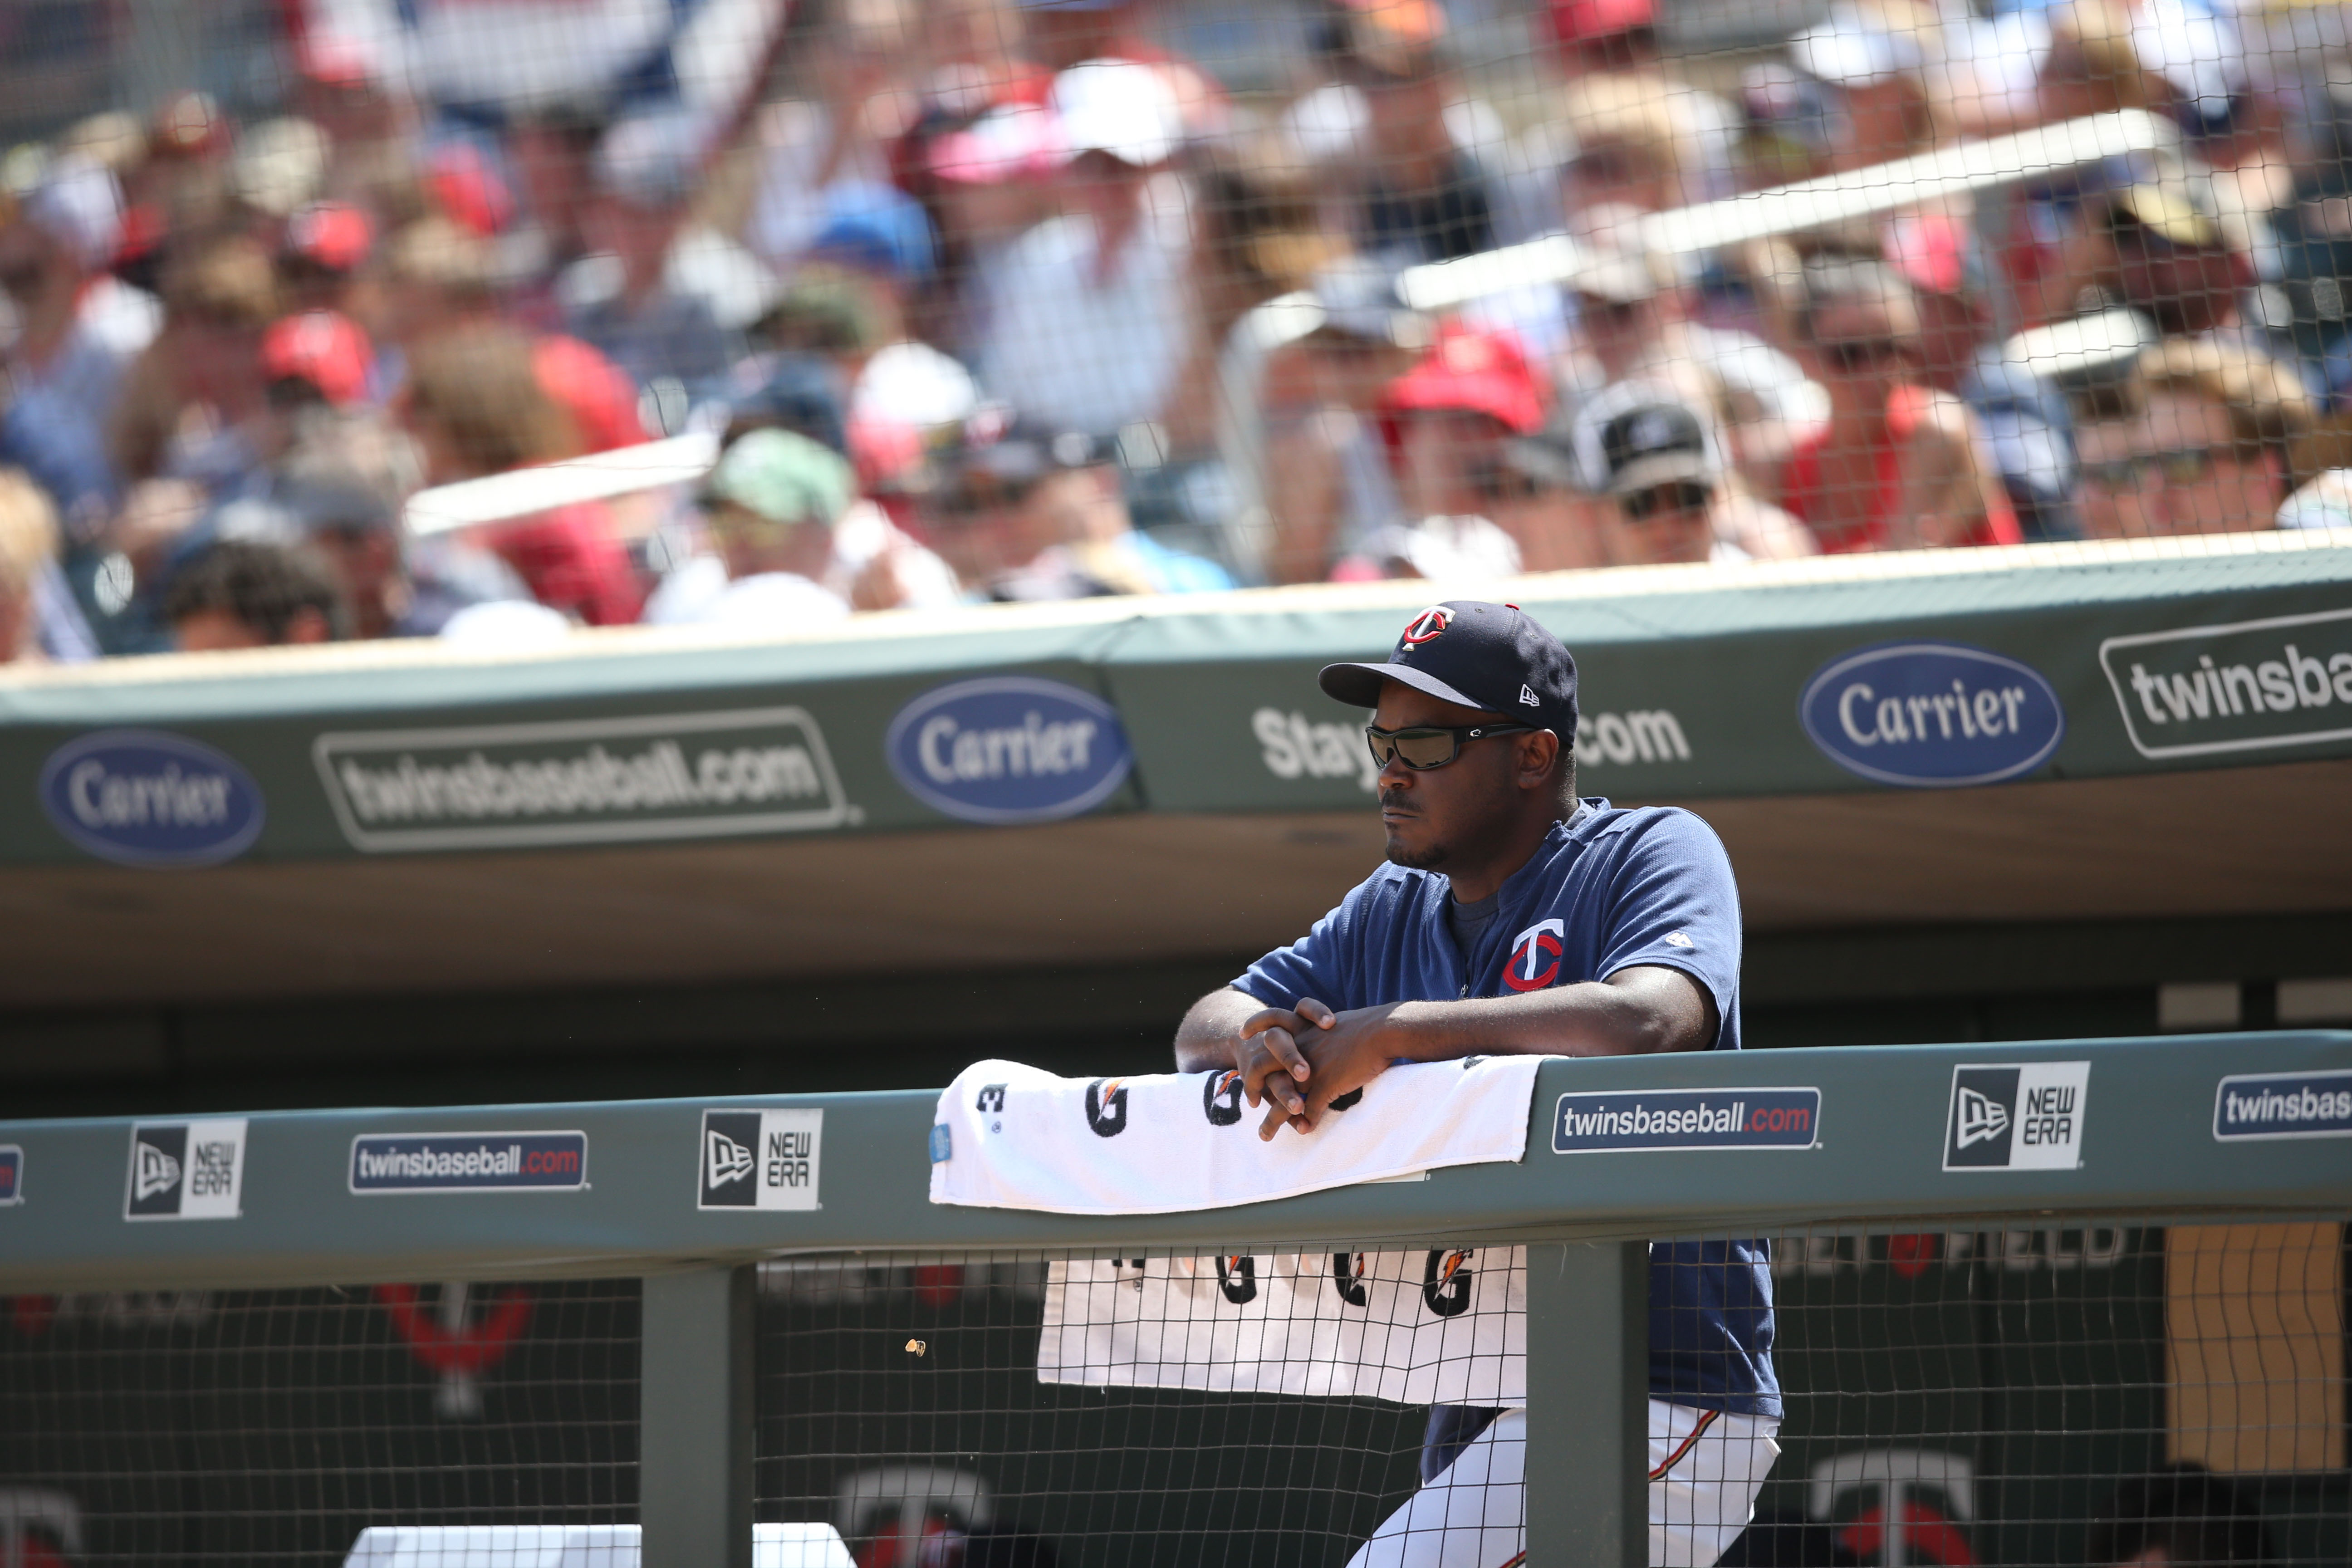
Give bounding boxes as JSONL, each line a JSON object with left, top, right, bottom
{"left": 1378, "top": 322, "right": 1546, "bottom": 436}
{"left": 263, "top": 310, "right": 374, "bottom": 406}
{"left": 1549, "top": 0, "right": 1654, "bottom": 47}
{"left": 427, "top": 143, "right": 515, "bottom": 238}
{"left": 284, "top": 201, "right": 374, "bottom": 274}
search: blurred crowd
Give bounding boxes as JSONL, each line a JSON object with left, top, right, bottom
{"left": 1, "top": 0, "right": 2351, "bottom": 660}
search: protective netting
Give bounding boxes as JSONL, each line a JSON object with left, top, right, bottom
{"left": 0, "top": 1280, "right": 639, "bottom": 1566}
{"left": 0, "top": 1224, "right": 2343, "bottom": 1568}
{"left": 0, "top": 0, "right": 2342, "bottom": 658}
{"left": 755, "top": 1223, "right": 2350, "bottom": 1567}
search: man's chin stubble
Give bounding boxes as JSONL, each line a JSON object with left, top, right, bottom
{"left": 1385, "top": 837, "right": 1449, "bottom": 871}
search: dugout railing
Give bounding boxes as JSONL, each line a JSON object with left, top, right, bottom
{"left": 1, "top": 1033, "right": 2346, "bottom": 1568}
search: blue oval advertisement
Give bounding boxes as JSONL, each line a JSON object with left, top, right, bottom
{"left": 886, "top": 677, "right": 1133, "bottom": 824}
{"left": 1799, "top": 642, "right": 2064, "bottom": 788}
{"left": 39, "top": 729, "right": 266, "bottom": 867}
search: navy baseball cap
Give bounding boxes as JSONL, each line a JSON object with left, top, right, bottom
{"left": 1320, "top": 600, "right": 1579, "bottom": 745}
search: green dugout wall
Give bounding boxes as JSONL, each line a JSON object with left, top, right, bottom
{"left": 0, "top": 534, "right": 2349, "bottom": 1112}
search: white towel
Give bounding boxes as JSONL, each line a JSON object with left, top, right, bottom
{"left": 1039, "top": 1247, "right": 1527, "bottom": 1404}
{"left": 927, "top": 1056, "right": 1540, "bottom": 1215}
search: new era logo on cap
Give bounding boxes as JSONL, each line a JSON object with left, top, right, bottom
{"left": 1519, "top": 685, "right": 1539, "bottom": 706}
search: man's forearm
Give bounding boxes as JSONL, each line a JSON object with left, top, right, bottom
{"left": 1372, "top": 972, "right": 1711, "bottom": 1062}
{"left": 1173, "top": 986, "right": 1264, "bottom": 1072}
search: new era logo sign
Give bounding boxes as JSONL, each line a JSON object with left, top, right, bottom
{"left": 1954, "top": 1087, "right": 2009, "bottom": 1150}
{"left": 125, "top": 1119, "right": 247, "bottom": 1220}
{"left": 697, "top": 1109, "right": 823, "bottom": 1211}
{"left": 135, "top": 1142, "right": 181, "bottom": 1200}
{"left": 1519, "top": 686, "right": 1539, "bottom": 707}
{"left": 706, "top": 1126, "right": 756, "bottom": 1190}
{"left": 1943, "top": 1063, "right": 2090, "bottom": 1172}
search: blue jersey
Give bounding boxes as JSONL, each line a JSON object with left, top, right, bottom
{"left": 1233, "top": 801, "right": 1779, "bottom": 1418}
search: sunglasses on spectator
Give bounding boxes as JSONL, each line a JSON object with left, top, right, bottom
{"left": 1818, "top": 338, "right": 1913, "bottom": 373}
{"left": 2077, "top": 444, "right": 2242, "bottom": 491}
{"left": 1364, "top": 721, "right": 1538, "bottom": 770}
{"left": 1620, "top": 481, "right": 1712, "bottom": 521}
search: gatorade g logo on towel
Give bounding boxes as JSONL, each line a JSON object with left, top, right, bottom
{"left": 1401, "top": 605, "right": 1454, "bottom": 647}
{"left": 1203, "top": 1071, "right": 1245, "bottom": 1127}
{"left": 1085, "top": 1079, "right": 1129, "bottom": 1138}
{"left": 1502, "top": 919, "right": 1566, "bottom": 992}
{"left": 1217, "top": 1254, "right": 1257, "bottom": 1305}
{"left": 1331, "top": 1252, "right": 1368, "bottom": 1307}
{"left": 1423, "top": 1249, "right": 1474, "bottom": 1317}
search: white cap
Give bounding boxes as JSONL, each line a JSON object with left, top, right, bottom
{"left": 1791, "top": 4, "right": 1926, "bottom": 88}
{"left": 1050, "top": 59, "right": 1183, "bottom": 168}
{"left": 24, "top": 155, "right": 124, "bottom": 271}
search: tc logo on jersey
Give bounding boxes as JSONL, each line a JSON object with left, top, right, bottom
{"left": 1085, "top": 1079, "right": 1129, "bottom": 1137}
{"left": 1502, "top": 918, "right": 1566, "bottom": 992}
{"left": 1401, "top": 605, "right": 1453, "bottom": 646}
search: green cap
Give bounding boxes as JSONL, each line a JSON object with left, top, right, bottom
{"left": 705, "top": 429, "right": 854, "bottom": 531}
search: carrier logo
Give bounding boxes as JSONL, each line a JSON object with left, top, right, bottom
{"left": 350, "top": 1132, "right": 588, "bottom": 1193}
{"left": 1800, "top": 642, "right": 2063, "bottom": 787}
{"left": 1943, "top": 1063, "right": 2090, "bottom": 1171}
{"left": 2101, "top": 607, "right": 2352, "bottom": 760}
{"left": 886, "top": 676, "right": 1133, "bottom": 825}
{"left": 41, "top": 730, "right": 266, "bottom": 867}
{"left": 2213, "top": 1070, "right": 2352, "bottom": 1141}
{"left": 1553, "top": 1088, "right": 1821, "bottom": 1152}
{"left": 315, "top": 707, "right": 854, "bottom": 853}
{"left": 125, "top": 1120, "right": 247, "bottom": 1220}
{"left": 0, "top": 1144, "right": 21, "bottom": 1205}
{"left": 696, "top": 1109, "right": 823, "bottom": 1210}
{"left": 1085, "top": 1079, "right": 1129, "bottom": 1138}
{"left": 1503, "top": 918, "right": 1566, "bottom": 992}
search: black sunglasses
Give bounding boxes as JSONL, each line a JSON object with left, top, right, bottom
{"left": 1621, "top": 481, "right": 1712, "bottom": 521}
{"left": 1365, "top": 721, "right": 1539, "bottom": 770}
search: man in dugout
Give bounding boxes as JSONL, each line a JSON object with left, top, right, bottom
{"left": 1174, "top": 598, "right": 1778, "bottom": 1568}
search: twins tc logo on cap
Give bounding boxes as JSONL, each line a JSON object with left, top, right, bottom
{"left": 1401, "top": 606, "right": 1453, "bottom": 646}
{"left": 1503, "top": 918, "right": 1565, "bottom": 992}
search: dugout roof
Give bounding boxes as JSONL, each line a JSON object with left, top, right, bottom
{"left": 1, "top": 532, "right": 2347, "bottom": 1009}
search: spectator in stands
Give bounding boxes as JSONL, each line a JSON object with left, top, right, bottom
{"left": 933, "top": 411, "right": 1231, "bottom": 598}
{"left": 1340, "top": 323, "right": 1534, "bottom": 580}
{"left": 378, "top": 216, "right": 648, "bottom": 456}
{"left": 0, "top": 155, "right": 160, "bottom": 461}
{"left": 110, "top": 234, "right": 279, "bottom": 490}
{"left": 1297, "top": 0, "right": 1502, "bottom": 267}
{"left": 2038, "top": 174, "right": 2257, "bottom": 343}
{"left": 279, "top": 201, "right": 376, "bottom": 319}
{"left": 163, "top": 537, "right": 346, "bottom": 651}
{"left": 1558, "top": 74, "right": 1695, "bottom": 239}
{"left": 401, "top": 326, "right": 645, "bottom": 625}
{"left": 1489, "top": 405, "right": 1613, "bottom": 572}
{"left": 2089, "top": 1464, "right": 2271, "bottom": 1568}
{"left": 2072, "top": 338, "right": 2314, "bottom": 539}
{"left": 1571, "top": 383, "right": 1764, "bottom": 565}
{"left": 1251, "top": 258, "right": 1426, "bottom": 583}
{"left": 971, "top": 58, "right": 1194, "bottom": 438}
{"left": 568, "top": 113, "right": 745, "bottom": 398}
{"left": 0, "top": 470, "right": 64, "bottom": 663}
{"left": 1779, "top": 258, "right": 2019, "bottom": 552}
{"left": 1790, "top": 1, "right": 1947, "bottom": 176}
{"left": 273, "top": 462, "right": 540, "bottom": 643}
{"left": 656, "top": 430, "right": 856, "bottom": 627}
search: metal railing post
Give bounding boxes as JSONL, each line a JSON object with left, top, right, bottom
{"left": 1524, "top": 1240, "right": 1649, "bottom": 1568}
{"left": 641, "top": 1266, "right": 755, "bottom": 1568}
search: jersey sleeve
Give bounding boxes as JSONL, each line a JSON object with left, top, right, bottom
{"left": 1589, "top": 811, "right": 1742, "bottom": 1047}
{"left": 1232, "top": 888, "right": 1361, "bottom": 1013}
